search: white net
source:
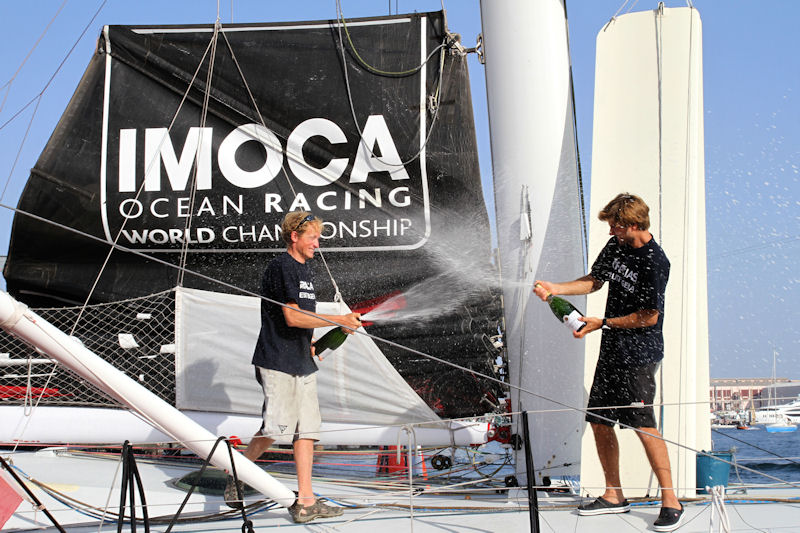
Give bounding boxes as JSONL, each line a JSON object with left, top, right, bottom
{"left": 0, "top": 290, "right": 176, "bottom": 407}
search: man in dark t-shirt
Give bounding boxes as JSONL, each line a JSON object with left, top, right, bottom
{"left": 225, "top": 211, "right": 361, "bottom": 524}
{"left": 534, "top": 193, "right": 683, "bottom": 532}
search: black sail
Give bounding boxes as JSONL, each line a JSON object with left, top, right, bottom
{"left": 4, "top": 12, "right": 502, "bottom": 418}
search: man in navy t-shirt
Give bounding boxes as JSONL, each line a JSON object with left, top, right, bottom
{"left": 225, "top": 211, "right": 361, "bottom": 524}
{"left": 533, "top": 193, "right": 683, "bottom": 532}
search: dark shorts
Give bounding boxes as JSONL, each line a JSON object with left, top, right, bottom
{"left": 586, "top": 360, "right": 660, "bottom": 429}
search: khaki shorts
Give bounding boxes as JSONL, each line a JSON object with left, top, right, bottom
{"left": 255, "top": 367, "right": 321, "bottom": 442}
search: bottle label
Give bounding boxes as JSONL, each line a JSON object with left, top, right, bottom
{"left": 563, "top": 310, "right": 585, "bottom": 332}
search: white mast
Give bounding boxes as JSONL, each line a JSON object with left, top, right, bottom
{"left": 480, "top": 0, "right": 586, "bottom": 483}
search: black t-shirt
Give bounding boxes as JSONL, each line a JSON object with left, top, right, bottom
{"left": 590, "top": 236, "right": 670, "bottom": 366}
{"left": 251, "top": 252, "right": 318, "bottom": 376}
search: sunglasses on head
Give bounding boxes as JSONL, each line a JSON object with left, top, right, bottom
{"left": 293, "top": 214, "right": 315, "bottom": 233}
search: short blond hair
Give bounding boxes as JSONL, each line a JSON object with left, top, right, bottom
{"left": 598, "top": 193, "right": 650, "bottom": 230}
{"left": 280, "top": 211, "right": 322, "bottom": 245}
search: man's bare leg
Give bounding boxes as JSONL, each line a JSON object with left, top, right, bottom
{"left": 224, "top": 432, "right": 275, "bottom": 509}
{"left": 636, "top": 427, "right": 680, "bottom": 509}
{"left": 293, "top": 438, "right": 316, "bottom": 506}
{"left": 243, "top": 432, "right": 275, "bottom": 462}
{"left": 590, "top": 423, "right": 625, "bottom": 503}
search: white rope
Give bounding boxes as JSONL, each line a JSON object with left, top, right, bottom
{"left": 708, "top": 485, "right": 731, "bottom": 533}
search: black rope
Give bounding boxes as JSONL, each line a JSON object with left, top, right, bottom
{"left": 117, "top": 441, "right": 150, "bottom": 533}
{"left": 164, "top": 437, "right": 254, "bottom": 533}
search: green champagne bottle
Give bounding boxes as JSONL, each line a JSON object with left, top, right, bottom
{"left": 535, "top": 283, "right": 586, "bottom": 332}
{"left": 313, "top": 327, "right": 348, "bottom": 355}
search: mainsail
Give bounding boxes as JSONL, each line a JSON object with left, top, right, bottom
{"left": 4, "top": 12, "right": 503, "bottom": 419}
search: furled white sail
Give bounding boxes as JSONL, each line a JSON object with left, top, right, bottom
{"left": 584, "top": 6, "right": 710, "bottom": 498}
{"left": 176, "top": 287, "right": 456, "bottom": 436}
{"left": 480, "top": 0, "right": 587, "bottom": 483}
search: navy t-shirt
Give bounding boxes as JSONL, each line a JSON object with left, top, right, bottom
{"left": 251, "top": 252, "right": 318, "bottom": 376}
{"left": 590, "top": 236, "right": 670, "bottom": 366}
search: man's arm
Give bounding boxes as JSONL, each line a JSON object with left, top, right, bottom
{"left": 533, "top": 274, "right": 603, "bottom": 300}
{"left": 574, "top": 309, "right": 660, "bottom": 339}
{"left": 533, "top": 275, "right": 659, "bottom": 339}
{"left": 282, "top": 303, "right": 362, "bottom": 334}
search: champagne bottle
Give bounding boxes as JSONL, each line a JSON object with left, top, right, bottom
{"left": 535, "top": 283, "right": 586, "bottom": 332}
{"left": 313, "top": 327, "right": 348, "bottom": 355}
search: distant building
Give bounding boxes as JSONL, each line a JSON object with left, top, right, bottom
{"left": 709, "top": 377, "right": 800, "bottom": 412}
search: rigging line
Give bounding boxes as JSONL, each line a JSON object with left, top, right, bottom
{"left": 679, "top": 5, "right": 698, "bottom": 495}
{"left": 223, "top": 17, "right": 385, "bottom": 290}
{"left": 711, "top": 427, "right": 800, "bottom": 468}
{"left": 602, "top": 0, "right": 630, "bottom": 31}
{"left": 6, "top": 204, "right": 770, "bottom": 478}
{"left": 70, "top": 32, "right": 217, "bottom": 335}
{"left": 7, "top": 36, "right": 218, "bottom": 442}
{"left": 0, "top": 0, "right": 67, "bottom": 114}
{"left": 0, "top": 95, "right": 43, "bottom": 203}
{"left": 652, "top": 3, "right": 669, "bottom": 497}
{"left": 218, "top": 28, "right": 345, "bottom": 299}
{"left": 338, "top": 7, "right": 447, "bottom": 77}
{"left": 562, "top": 1, "right": 589, "bottom": 268}
{"left": 625, "top": 0, "right": 641, "bottom": 15}
{"left": 210, "top": 30, "right": 340, "bottom": 302}
{"left": 218, "top": 30, "right": 270, "bottom": 148}
{"left": 0, "top": 0, "right": 107, "bottom": 206}
{"left": 0, "top": 0, "right": 108, "bottom": 134}
{"left": 708, "top": 235, "right": 800, "bottom": 260}
{"left": 178, "top": 18, "right": 222, "bottom": 286}
{"left": 215, "top": 29, "right": 303, "bottom": 239}
{"left": 335, "top": 0, "right": 448, "bottom": 168}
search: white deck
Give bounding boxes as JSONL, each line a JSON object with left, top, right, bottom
{"left": 5, "top": 449, "right": 800, "bottom": 532}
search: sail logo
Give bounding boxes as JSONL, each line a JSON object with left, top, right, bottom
{"left": 116, "top": 116, "right": 410, "bottom": 192}
{"left": 103, "top": 115, "right": 430, "bottom": 252}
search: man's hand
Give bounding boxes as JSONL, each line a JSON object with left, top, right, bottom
{"left": 339, "top": 312, "right": 362, "bottom": 334}
{"left": 573, "top": 316, "right": 602, "bottom": 339}
{"left": 532, "top": 280, "right": 555, "bottom": 301}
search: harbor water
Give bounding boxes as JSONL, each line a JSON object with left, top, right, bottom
{"left": 712, "top": 426, "right": 800, "bottom": 485}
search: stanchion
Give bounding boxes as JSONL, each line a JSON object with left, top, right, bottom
{"left": 522, "top": 411, "right": 540, "bottom": 533}
{"left": 0, "top": 455, "right": 66, "bottom": 533}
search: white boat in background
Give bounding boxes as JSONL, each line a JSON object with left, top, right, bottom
{"left": 755, "top": 396, "right": 800, "bottom": 424}
{"left": 765, "top": 415, "right": 798, "bottom": 433}
{"left": 2, "top": 2, "right": 800, "bottom": 532}
{"left": 755, "top": 351, "right": 800, "bottom": 424}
